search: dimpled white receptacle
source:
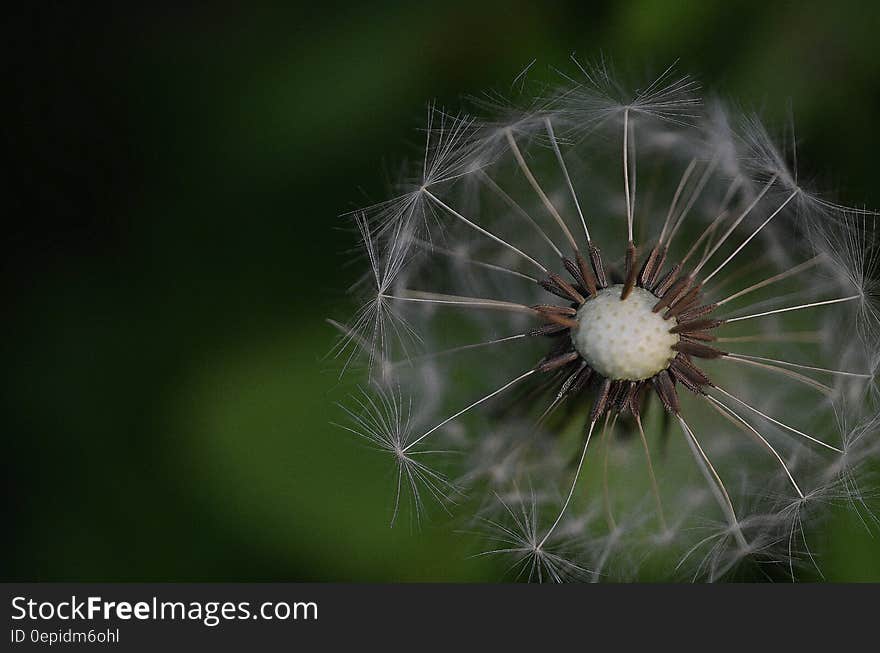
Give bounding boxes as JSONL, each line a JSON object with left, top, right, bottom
{"left": 573, "top": 284, "right": 680, "bottom": 381}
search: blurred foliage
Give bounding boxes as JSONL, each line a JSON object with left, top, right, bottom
{"left": 5, "top": 1, "right": 880, "bottom": 581}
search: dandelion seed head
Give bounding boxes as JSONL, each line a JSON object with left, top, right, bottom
{"left": 331, "top": 60, "right": 880, "bottom": 580}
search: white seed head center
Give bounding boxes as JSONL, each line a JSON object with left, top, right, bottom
{"left": 573, "top": 284, "right": 679, "bottom": 381}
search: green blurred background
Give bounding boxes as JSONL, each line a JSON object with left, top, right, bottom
{"left": 6, "top": 1, "right": 880, "bottom": 581}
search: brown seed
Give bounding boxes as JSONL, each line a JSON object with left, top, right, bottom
{"left": 678, "top": 330, "right": 716, "bottom": 342}
{"left": 638, "top": 244, "right": 662, "bottom": 288}
{"left": 591, "top": 378, "right": 613, "bottom": 421}
{"left": 664, "top": 285, "right": 703, "bottom": 319}
{"left": 673, "top": 339, "right": 725, "bottom": 359}
{"left": 677, "top": 303, "right": 719, "bottom": 322}
{"left": 549, "top": 272, "right": 585, "bottom": 305}
{"left": 621, "top": 240, "right": 638, "bottom": 300}
{"left": 652, "top": 370, "right": 680, "bottom": 413}
{"left": 537, "top": 351, "right": 581, "bottom": 373}
{"left": 669, "top": 318, "right": 724, "bottom": 334}
{"left": 538, "top": 312, "right": 578, "bottom": 329}
{"left": 652, "top": 262, "right": 682, "bottom": 296}
{"left": 575, "top": 253, "right": 599, "bottom": 297}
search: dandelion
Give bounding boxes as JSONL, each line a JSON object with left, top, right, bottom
{"left": 332, "top": 59, "right": 879, "bottom": 581}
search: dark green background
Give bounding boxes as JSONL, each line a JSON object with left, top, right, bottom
{"left": 6, "top": 2, "right": 880, "bottom": 581}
